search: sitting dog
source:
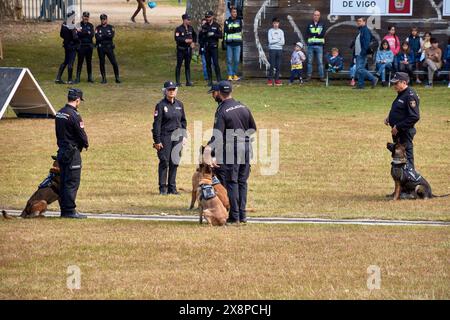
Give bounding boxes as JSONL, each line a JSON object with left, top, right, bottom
{"left": 197, "top": 165, "right": 228, "bottom": 226}
{"left": 2, "top": 156, "right": 60, "bottom": 219}
{"left": 387, "top": 143, "right": 448, "bottom": 200}
{"left": 189, "top": 146, "right": 229, "bottom": 211}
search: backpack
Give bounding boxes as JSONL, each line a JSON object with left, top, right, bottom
{"left": 367, "top": 34, "right": 378, "bottom": 56}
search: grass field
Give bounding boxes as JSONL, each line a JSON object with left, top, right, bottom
{"left": 1, "top": 25, "right": 449, "bottom": 220}
{"left": 0, "top": 23, "right": 449, "bottom": 300}
{"left": 1, "top": 219, "right": 449, "bottom": 299}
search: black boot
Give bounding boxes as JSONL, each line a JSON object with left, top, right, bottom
{"left": 87, "top": 73, "right": 94, "bottom": 83}
{"left": 67, "top": 67, "right": 74, "bottom": 84}
{"left": 74, "top": 70, "right": 81, "bottom": 84}
{"left": 175, "top": 68, "right": 181, "bottom": 87}
{"left": 185, "top": 69, "right": 193, "bottom": 86}
{"left": 101, "top": 73, "right": 107, "bottom": 84}
{"left": 159, "top": 185, "right": 168, "bottom": 195}
{"left": 115, "top": 76, "right": 121, "bottom": 84}
{"left": 55, "top": 64, "right": 66, "bottom": 84}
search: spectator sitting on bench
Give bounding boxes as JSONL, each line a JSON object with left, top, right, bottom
{"left": 326, "top": 47, "right": 343, "bottom": 74}
{"left": 396, "top": 41, "right": 415, "bottom": 84}
{"left": 405, "top": 27, "right": 423, "bottom": 84}
{"left": 419, "top": 32, "right": 432, "bottom": 62}
{"left": 423, "top": 38, "right": 442, "bottom": 88}
{"left": 444, "top": 36, "right": 450, "bottom": 88}
{"left": 375, "top": 40, "right": 394, "bottom": 86}
{"left": 289, "top": 42, "right": 306, "bottom": 85}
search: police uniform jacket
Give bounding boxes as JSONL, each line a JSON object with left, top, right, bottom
{"left": 60, "top": 23, "right": 79, "bottom": 49}
{"left": 199, "top": 21, "right": 222, "bottom": 49}
{"left": 95, "top": 24, "right": 115, "bottom": 48}
{"left": 55, "top": 104, "right": 89, "bottom": 151}
{"left": 388, "top": 87, "right": 420, "bottom": 131}
{"left": 152, "top": 98, "right": 187, "bottom": 144}
{"left": 175, "top": 24, "right": 197, "bottom": 49}
{"left": 78, "top": 21, "right": 95, "bottom": 47}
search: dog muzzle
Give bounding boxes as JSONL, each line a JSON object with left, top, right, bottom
{"left": 391, "top": 157, "right": 407, "bottom": 165}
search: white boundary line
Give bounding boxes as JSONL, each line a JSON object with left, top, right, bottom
{"left": 2, "top": 209, "right": 449, "bottom": 227}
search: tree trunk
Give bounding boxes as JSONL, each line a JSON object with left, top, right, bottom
{"left": 0, "top": 0, "right": 22, "bottom": 21}
{"left": 186, "top": 0, "right": 225, "bottom": 30}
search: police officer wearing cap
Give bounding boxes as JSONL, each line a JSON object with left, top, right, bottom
{"left": 385, "top": 72, "right": 420, "bottom": 169}
{"left": 175, "top": 13, "right": 197, "bottom": 87}
{"left": 199, "top": 11, "right": 223, "bottom": 86}
{"left": 95, "top": 14, "right": 121, "bottom": 84}
{"left": 204, "top": 81, "right": 257, "bottom": 224}
{"left": 55, "top": 10, "right": 80, "bottom": 84}
{"left": 55, "top": 88, "right": 89, "bottom": 219}
{"left": 75, "top": 11, "right": 95, "bottom": 83}
{"left": 152, "top": 81, "right": 187, "bottom": 195}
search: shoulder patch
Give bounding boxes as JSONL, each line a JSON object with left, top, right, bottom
{"left": 80, "top": 121, "right": 85, "bottom": 129}
{"left": 409, "top": 100, "right": 417, "bottom": 108}
{"left": 175, "top": 32, "right": 179, "bottom": 37}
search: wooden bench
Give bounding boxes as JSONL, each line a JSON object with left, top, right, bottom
{"left": 325, "top": 69, "right": 392, "bottom": 87}
{"left": 413, "top": 70, "right": 450, "bottom": 80}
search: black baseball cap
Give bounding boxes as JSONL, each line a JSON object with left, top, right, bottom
{"left": 218, "top": 80, "right": 232, "bottom": 93}
{"left": 390, "top": 72, "right": 409, "bottom": 84}
{"left": 100, "top": 13, "right": 108, "bottom": 20}
{"left": 207, "top": 83, "right": 220, "bottom": 93}
{"left": 163, "top": 81, "right": 177, "bottom": 89}
{"left": 182, "top": 13, "right": 191, "bottom": 20}
{"left": 82, "top": 11, "right": 90, "bottom": 17}
{"left": 68, "top": 88, "right": 84, "bottom": 101}
{"left": 205, "top": 11, "right": 214, "bottom": 17}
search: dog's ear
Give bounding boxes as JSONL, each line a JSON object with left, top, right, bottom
{"left": 51, "top": 155, "right": 57, "bottom": 160}
{"left": 386, "top": 143, "right": 395, "bottom": 152}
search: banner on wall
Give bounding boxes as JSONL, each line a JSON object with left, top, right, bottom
{"left": 444, "top": 0, "right": 450, "bottom": 16}
{"left": 330, "top": 0, "right": 413, "bottom": 16}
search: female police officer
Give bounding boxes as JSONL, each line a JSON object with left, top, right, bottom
{"left": 152, "top": 81, "right": 187, "bottom": 195}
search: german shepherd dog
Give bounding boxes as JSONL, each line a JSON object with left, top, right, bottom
{"left": 197, "top": 165, "right": 228, "bottom": 226}
{"left": 2, "top": 156, "right": 60, "bottom": 219}
{"left": 189, "top": 146, "right": 229, "bottom": 211}
{"left": 387, "top": 143, "right": 449, "bottom": 200}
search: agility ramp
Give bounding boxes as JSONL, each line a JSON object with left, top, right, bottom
{"left": 2, "top": 210, "right": 449, "bottom": 227}
{"left": 0, "top": 67, "right": 55, "bottom": 119}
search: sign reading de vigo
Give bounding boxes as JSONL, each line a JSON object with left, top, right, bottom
{"left": 330, "top": 0, "right": 413, "bottom": 16}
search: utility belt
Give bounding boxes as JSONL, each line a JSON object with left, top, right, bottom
{"left": 58, "top": 144, "right": 81, "bottom": 168}
{"left": 97, "top": 42, "right": 115, "bottom": 49}
{"left": 205, "top": 42, "right": 218, "bottom": 49}
{"left": 80, "top": 42, "right": 95, "bottom": 48}
{"left": 177, "top": 45, "right": 192, "bottom": 51}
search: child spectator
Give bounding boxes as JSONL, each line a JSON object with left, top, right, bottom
{"left": 405, "top": 27, "right": 424, "bottom": 84}
{"left": 375, "top": 39, "right": 394, "bottom": 86}
{"left": 444, "top": 36, "right": 450, "bottom": 88}
{"left": 383, "top": 25, "right": 401, "bottom": 56}
{"left": 420, "top": 32, "right": 432, "bottom": 62}
{"left": 423, "top": 38, "right": 442, "bottom": 88}
{"left": 289, "top": 42, "right": 306, "bottom": 85}
{"left": 396, "top": 41, "right": 415, "bottom": 82}
{"left": 326, "top": 47, "right": 344, "bottom": 73}
{"left": 267, "top": 17, "right": 285, "bottom": 86}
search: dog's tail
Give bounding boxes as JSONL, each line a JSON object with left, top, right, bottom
{"left": 432, "top": 194, "right": 450, "bottom": 198}
{"left": 2, "top": 210, "right": 14, "bottom": 219}
{"left": 246, "top": 208, "right": 257, "bottom": 213}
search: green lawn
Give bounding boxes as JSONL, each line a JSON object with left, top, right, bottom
{"left": 1, "top": 25, "right": 449, "bottom": 221}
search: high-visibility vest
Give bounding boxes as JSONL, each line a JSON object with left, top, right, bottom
{"left": 224, "top": 18, "right": 243, "bottom": 43}
{"left": 307, "top": 24, "right": 325, "bottom": 45}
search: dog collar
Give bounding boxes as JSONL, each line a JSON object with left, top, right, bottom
{"left": 392, "top": 157, "right": 407, "bottom": 165}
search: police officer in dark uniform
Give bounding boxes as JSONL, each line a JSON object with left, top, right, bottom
{"left": 75, "top": 11, "right": 95, "bottom": 83}
{"left": 55, "top": 88, "right": 89, "bottom": 219}
{"left": 199, "top": 11, "right": 223, "bottom": 86}
{"left": 385, "top": 72, "right": 420, "bottom": 169}
{"left": 205, "top": 81, "right": 257, "bottom": 224}
{"left": 55, "top": 10, "right": 79, "bottom": 84}
{"left": 152, "top": 81, "right": 187, "bottom": 195}
{"left": 175, "top": 13, "right": 197, "bottom": 87}
{"left": 95, "top": 14, "right": 121, "bottom": 84}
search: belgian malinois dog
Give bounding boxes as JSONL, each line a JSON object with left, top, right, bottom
{"left": 2, "top": 156, "right": 60, "bottom": 219}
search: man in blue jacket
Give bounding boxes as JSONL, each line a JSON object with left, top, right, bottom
{"left": 354, "top": 17, "right": 378, "bottom": 89}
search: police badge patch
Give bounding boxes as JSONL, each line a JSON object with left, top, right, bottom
{"left": 164, "top": 106, "right": 169, "bottom": 113}
{"left": 154, "top": 109, "right": 158, "bottom": 117}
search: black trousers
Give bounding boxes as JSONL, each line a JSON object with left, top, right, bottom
{"left": 157, "top": 134, "right": 183, "bottom": 192}
{"left": 175, "top": 47, "right": 192, "bottom": 84}
{"left": 226, "top": 163, "right": 251, "bottom": 222}
{"left": 98, "top": 46, "right": 119, "bottom": 78}
{"left": 58, "top": 148, "right": 82, "bottom": 215}
{"left": 393, "top": 127, "right": 416, "bottom": 169}
{"left": 213, "top": 166, "right": 227, "bottom": 189}
{"left": 77, "top": 45, "right": 93, "bottom": 77}
{"left": 60, "top": 46, "right": 77, "bottom": 79}
{"left": 205, "top": 46, "right": 221, "bottom": 82}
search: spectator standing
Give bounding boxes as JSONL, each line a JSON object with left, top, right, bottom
{"left": 353, "top": 17, "right": 378, "bottom": 89}
{"left": 383, "top": 25, "right": 401, "bottom": 56}
{"left": 289, "top": 42, "right": 306, "bottom": 85}
{"left": 405, "top": 27, "right": 423, "bottom": 84}
{"left": 267, "top": 17, "right": 285, "bottom": 86}
{"left": 224, "top": 6, "right": 243, "bottom": 81}
{"left": 305, "top": 10, "right": 326, "bottom": 82}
